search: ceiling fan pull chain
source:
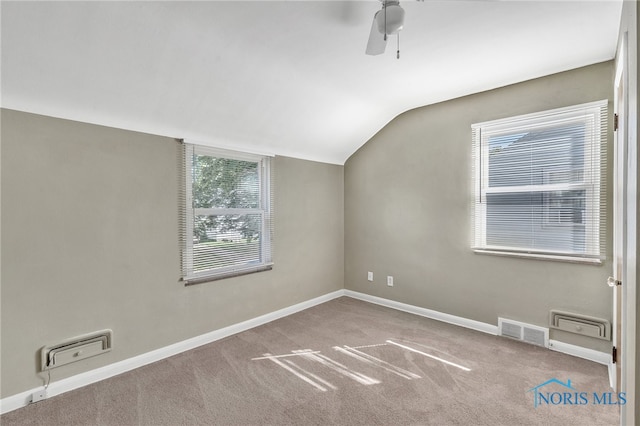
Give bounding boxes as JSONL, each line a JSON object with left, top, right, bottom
{"left": 384, "top": 1, "right": 388, "bottom": 41}
{"left": 397, "top": 33, "right": 400, "bottom": 59}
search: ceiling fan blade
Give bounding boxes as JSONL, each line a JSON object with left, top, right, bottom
{"left": 365, "top": 14, "right": 386, "bottom": 56}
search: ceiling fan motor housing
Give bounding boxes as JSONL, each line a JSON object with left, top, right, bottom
{"left": 376, "top": 3, "right": 405, "bottom": 35}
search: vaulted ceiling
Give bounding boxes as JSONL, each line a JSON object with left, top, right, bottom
{"left": 1, "top": 1, "right": 623, "bottom": 164}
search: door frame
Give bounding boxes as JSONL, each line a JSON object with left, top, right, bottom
{"left": 615, "top": 27, "right": 638, "bottom": 426}
{"left": 611, "top": 32, "right": 627, "bottom": 393}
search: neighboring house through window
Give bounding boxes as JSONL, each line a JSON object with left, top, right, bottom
{"left": 179, "top": 142, "right": 273, "bottom": 284}
{"left": 471, "top": 100, "right": 608, "bottom": 263}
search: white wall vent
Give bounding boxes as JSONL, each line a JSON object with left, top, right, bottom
{"left": 549, "top": 310, "right": 610, "bottom": 341}
{"left": 41, "top": 330, "right": 112, "bottom": 371}
{"left": 498, "top": 318, "right": 549, "bottom": 348}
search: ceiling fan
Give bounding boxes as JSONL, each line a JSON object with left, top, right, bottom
{"left": 365, "top": 0, "right": 407, "bottom": 58}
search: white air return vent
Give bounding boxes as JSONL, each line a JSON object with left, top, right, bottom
{"left": 41, "top": 330, "right": 112, "bottom": 371}
{"left": 498, "top": 318, "right": 548, "bottom": 348}
{"left": 549, "top": 310, "right": 610, "bottom": 341}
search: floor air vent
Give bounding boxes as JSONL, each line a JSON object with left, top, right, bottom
{"left": 498, "top": 318, "right": 548, "bottom": 348}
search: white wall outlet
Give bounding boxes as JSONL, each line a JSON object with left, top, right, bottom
{"left": 387, "top": 276, "right": 394, "bottom": 287}
{"left": 31, "top": 388, "right": 47, "bottom": 403}
{"left": 367, "top": 271, "right": 374, "bottom": 282}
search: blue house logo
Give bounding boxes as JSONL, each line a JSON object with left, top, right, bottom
{"left": 527, "top": 378, "right": 577, "bottom": 408}
{"left": 527, "top": 378, "right": 627, "bottom": 408}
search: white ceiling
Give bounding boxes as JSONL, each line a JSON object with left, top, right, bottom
{"left": 1, "top": 1, "right": 623, "bottom": 164}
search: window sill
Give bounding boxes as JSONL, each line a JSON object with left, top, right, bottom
{"left": 473, "top": 249, "right": 603, "bottom": 265}
{"left": 182, "top": 264, "right": 273, "bottom": 286}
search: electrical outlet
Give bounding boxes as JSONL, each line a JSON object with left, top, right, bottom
{"left": 31, "top": 388, "right": 47, "bottom": 403}
{"left": 367, "top": 271, "right": 374, "bottom": 282}
{"left": 387, "top": 276, "right": 394, "bottom": 287}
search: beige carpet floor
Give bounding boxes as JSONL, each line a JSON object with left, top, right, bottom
{"left": 1, "top": 297, "right": 619, "bottom": 425}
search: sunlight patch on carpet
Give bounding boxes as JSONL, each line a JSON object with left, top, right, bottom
{"left": 251, "top": 338, "right": 471, "bottom": 392}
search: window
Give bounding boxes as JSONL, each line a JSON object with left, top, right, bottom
{"left": 471, "top": 100, "right": 607, "bottom": 263}
{"left": 179, "top": 143, "right": 273, "bottom": 284}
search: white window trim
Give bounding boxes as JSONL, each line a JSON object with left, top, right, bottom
{"left": 471, "top": 100, "right": 607, "bottom": 264}
{"left": 180, "top": 143, "right": 273, "bottom": 285}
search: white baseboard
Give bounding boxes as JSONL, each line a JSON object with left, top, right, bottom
{"left": 344, "top": 292, "right": 612, "bottom": 375}
{"left": 2, "top": 289, "right": 611, "bottom": 414}
{"left": 344, "top": 290, "right": 499, "bottom": 335}
{"left": 548, "top": 339, "right": 611, "bottom": 365}
{"left": 0, "top": 290, "right": 345, "bottom": 415}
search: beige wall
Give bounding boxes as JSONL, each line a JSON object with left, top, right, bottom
{"left": 0, "top": 109, "right": 344, "bottom": 397}
{"left": 0, "top": 61, "right": 622, "bottom": 401}
{"left": 344, "top": 62, "right": 614, "bottom": 353}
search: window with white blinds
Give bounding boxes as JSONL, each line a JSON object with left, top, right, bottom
{"left": 471, "top": 100, "right": 608, "bottom": 263}
{"left": 179, "top": 142, "right": 273, "bottom": 284}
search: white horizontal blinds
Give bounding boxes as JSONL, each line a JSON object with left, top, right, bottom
{"left": 472, "top": 100, "right": 607, "bottom": 260}
{"left": 178, "top": 141, "right": 189, "bottom": 278}
{"left": 471, "top": 126, "right": 485, "bottom": 249}
{"left": 179, "top": 142, "right": 273, "bottom": 283}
